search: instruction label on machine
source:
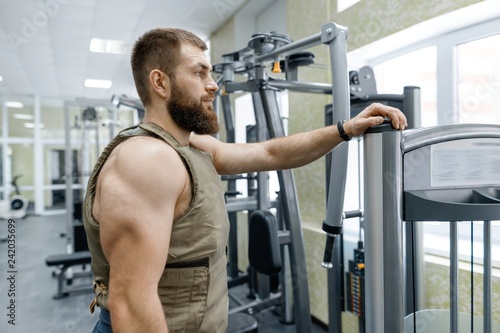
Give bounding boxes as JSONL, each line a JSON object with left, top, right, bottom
{"left": 430, "top": 138, "right": 500, "bottom": 188}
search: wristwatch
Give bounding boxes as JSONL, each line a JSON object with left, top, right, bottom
{"left": 337, "top": 120, "right": 351, "bottom": 142}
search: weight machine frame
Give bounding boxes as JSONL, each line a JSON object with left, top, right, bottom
{"left": 214, "top": 22, "right": 351, "bottom": 333}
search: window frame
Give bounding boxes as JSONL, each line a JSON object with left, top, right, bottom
{"left": 347, "top": 13, "right": 500, "bottom": 269}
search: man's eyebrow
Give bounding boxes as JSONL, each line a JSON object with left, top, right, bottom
{"left": 194, "top": 62, "right": 213, "bottom": 72}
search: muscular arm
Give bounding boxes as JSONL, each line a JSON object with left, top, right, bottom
{"left": 94, "top": 137, "right": 187, "bottom": 333}
{"left": 190, "top": 103, "right": 407, "bottom": 175}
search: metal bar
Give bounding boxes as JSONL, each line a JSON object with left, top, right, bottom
{"left": 450, "top": 221, "right": 458, "bottom": 333}
{"left": 64, "top": 101, "right": 74, "bottom": 253}
{"left": 221, "top": 94, "right": 235, "bottom": 143}
{"left": 364, "top": 129, "right": 404, "bottom": 333}
{"left": 404, "top": 222, "right": 425, "bottom": 315}
{"left": 381, "top": 131, "right": 404, "bottom": 333}
{"left": 225, "top": 198, "right": 257, "bottom": 212}
{"left": 324, "top": 105, "right": 342, "bottom": 333}
{"left": 484, "top": 220, "right": 492, "bottom": 333}
{"left": 363, "top": 132, "right": 386, "bottom": 333}
{"left": 320, "top": 25, "right": 350, "bottom": 333}
{"left": 250, "top": 91, "right": 272, "bottom": 300}
{"left": 324, "top": 22, "right": 350, "bottom": 232}
{"left": 268, "top": 80, "right": 332, "bottom": 94}
{"left": 251, "top": 92, "right": 270, "bottom": 211}
{"left": 254, "top": 32, "right": 322, "bottom": 63}
{"left": 220, "top": 93, "right": 239, "bottom": 278}
{"left": 402, "top": 124, "right": 500, "bottom": 153}
{"left": 276, "top": 193, "right": 294, "bottom": 324}
{"left": 402, "top": 86, "right": 421, "bottom": 129}
{"left": 1, "top": 97, "right": 8, "bottom": 202}
{"left": 259, "top": 88, "right": 312, "bottom": 332}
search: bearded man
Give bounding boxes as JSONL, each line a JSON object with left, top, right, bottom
{"left": 83, "top": 28, "right": 407, "bottom": 333}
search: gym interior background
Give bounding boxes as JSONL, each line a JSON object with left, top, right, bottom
{"left": 0, "top": 0, "right": 499, "bottom": 332}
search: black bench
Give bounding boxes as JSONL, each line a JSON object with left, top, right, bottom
{"left": 45, "top": 251, "right": 93, "bottom": 299}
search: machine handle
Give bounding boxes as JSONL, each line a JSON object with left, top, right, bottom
{"left": 321, "top": 234, "right": 336, "bottom": 269}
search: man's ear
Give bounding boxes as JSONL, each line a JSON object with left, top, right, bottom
{"left": 149, "top": 69, "right": 170, "bottom": 99}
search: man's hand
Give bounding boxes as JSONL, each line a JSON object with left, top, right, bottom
{"left": 343, "top": 103, "right": 408, "bottom": 138}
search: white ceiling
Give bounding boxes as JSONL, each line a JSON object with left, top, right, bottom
{"left": 0, "top": 0, "right": 253, "bottom": 101}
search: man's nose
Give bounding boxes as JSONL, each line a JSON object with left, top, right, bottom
{"left": 207, "top": 75, "right": 219, "bottom": 92}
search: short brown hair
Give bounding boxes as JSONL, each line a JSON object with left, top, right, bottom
{"left": 131, "top": 28, "right": 207, "bottom": 106}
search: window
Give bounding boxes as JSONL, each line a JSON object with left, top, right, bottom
{"left": 457, "top": 33, "right": 500, "bottom": 124}
{"left": 373, "top": 46, "right": 437, "bottom": 127}
{"left": 348, "top": 14, "right": 500, "bottom": 269}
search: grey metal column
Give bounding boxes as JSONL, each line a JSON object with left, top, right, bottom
{"left": 484, "top": 220, "right": 492, "bottom": 333}
{"left": 402, "top": 86, "right": 421, "bottom": 129}
{"left": 64, "top": 101, "right": 74, "bottom": 253}
{"left": 450, "top": 222, "right": 458, "bottom": 333}
{"left": 221, "top": 93, "right": 239, "bottom": 279}
{"left": 259, "top": 88, "right": 312, "bottom": 333}
{"left": 320, "top": 22, "right": 350, "bottom": 333}
{"left": 324, "top": 107, "right": 343, "bottom": 333}
{"left": 251, "top": 92, "right": 270, "bottom": 211}
{"left": 250, "top": 92, "right": 271, "bottom": 299}
{"left": 404, "top": 222, "right": 425, "bottom": 315}
{"left": 363, "top": 128, "right": 404, "bottom": 333}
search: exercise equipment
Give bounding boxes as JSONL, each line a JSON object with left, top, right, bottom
{"left": 324, "top": 67, "right": 421, "bottom": 333}
{"left": 0, "top": 174, "right": 29, "bottom": 219}
{"left": 45, "top": 98, "right": 142, "bottom": 298}
{"left": 363, "top": 123, "right": 500, "bottom": 332}
{"left": 214, "top": 22, "right": 352, "bottom": 332}
{"left": 45, "top": 251, "right": 92, "bottom": 299}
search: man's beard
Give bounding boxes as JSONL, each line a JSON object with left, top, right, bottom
{"left": 167, "top": 82, "right": 220, "bottom": 135}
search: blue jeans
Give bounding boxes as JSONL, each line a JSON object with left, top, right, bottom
{"left": 92, "top": 309, "right": 113, "bottom": 333}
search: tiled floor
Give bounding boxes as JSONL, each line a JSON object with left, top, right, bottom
{"left": 0, "top": 214, "right": 327, "bottom": 333}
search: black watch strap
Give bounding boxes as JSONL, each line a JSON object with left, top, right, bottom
{"left": 337, "top": 120, "right": 351, "bottom": 141}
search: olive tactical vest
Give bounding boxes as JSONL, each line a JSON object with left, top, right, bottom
{"left": 83, "top": 122, "right": 230, "bottom": 332}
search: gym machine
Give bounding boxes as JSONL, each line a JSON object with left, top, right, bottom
{"left": 362, "top": 123, "right": 500, "bottom": 333}
{"left": 63, "top": 97, "right": 142, "bottom": 254}
{"left": 45, "top": 98, "right": 142, "bottom": 299}
{"left": 324, "top": 66, "right": 421, "bottom": 333}
{"left": 324, "top": 62, "right": 500, "bottom": 332}
{"left": 214, "top": 22, "right": 351, "bottom": 332}
{"left": 0, "top": 174, "right": 29, "bottom": 220}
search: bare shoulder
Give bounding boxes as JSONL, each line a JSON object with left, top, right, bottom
{"left": 110, "top": 136, "right": 184, "bottom": 174}
{"left": 94, "top": 136, "right": 188, "bottom": 222}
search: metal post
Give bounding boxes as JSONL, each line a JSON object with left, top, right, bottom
{"left": 250, "top": 92, "right": 271, "bottom": 299}
{"left": 404, "top": 222, "right": 425, "bottom": 315}
{"left": 319, "top": 23, "right": 350, "bottom": 333}
{"left": 402, "top": 86, "right": 421, "bottom": 129}
{"left": 450, "top": 221, "right": 458, "bottom": 333}
{"left": 363, "top": 128, "right": 404, "bottom": 333}
{"left": 484, "top": 220, "right": 492, "bottom": 333}
{"left": 259, "top": 88, "right": 312, "bottom": 333}
{"left": 64, "top": 101, "right": 74, "bottom": 253}
{"left": 221, "top": 93, "right": 240, "bottom": 279}
{"left": 323, "top": 22, "right": 350, "bottom": 235}
{"left": 324, "top": 105, "right": 343, "bottom": 333}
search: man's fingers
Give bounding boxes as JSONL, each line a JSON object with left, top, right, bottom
{"left": 370, "top": 103, "right": 407, "bottom": 130}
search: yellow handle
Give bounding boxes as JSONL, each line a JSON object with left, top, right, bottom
{"left": 272, "top": 61, "right": 281, "bottom": 73}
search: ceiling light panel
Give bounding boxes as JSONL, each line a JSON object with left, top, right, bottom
{"left": 5, "top": 101, "right": 24, "bottom": 108}
{"left": 89, "top": 38, "right": 128, "bottom": 54}
{"left": 84, "top": 79, "right": 112, "bottom": 89}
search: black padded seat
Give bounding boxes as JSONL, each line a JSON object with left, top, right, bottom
{"left": 248, "top": 210, "right": 282, "bottom": 275}
{"left": 45, "top": 251, "right": 92, "bottom": 267}
{"left": 45, "top": 251, "right": 92, "bottom": 299}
